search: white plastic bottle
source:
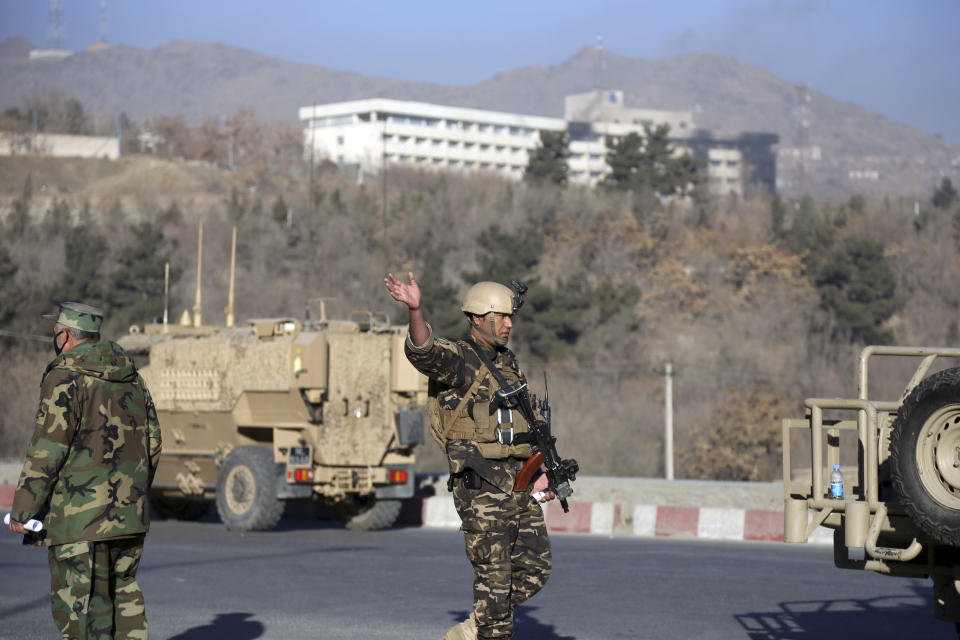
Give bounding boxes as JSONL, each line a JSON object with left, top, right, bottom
{"left": 830, "top": 464, "right": 844, "bottom": 499}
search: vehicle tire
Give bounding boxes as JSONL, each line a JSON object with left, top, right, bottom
{"left": 336, "top": 496, "right": 402, "bottom": 531}
{"left": 150, "top": 496, "right": 209, "bottom": 521}
{"left": 890, "top": 366, "right": 960, "bottom": 546}
{"left": 215, "top": 446, "right": 285, "bottom": 532}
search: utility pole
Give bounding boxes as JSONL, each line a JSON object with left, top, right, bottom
{"left": 665, "top": 361, "right": 674, "bottom": 480}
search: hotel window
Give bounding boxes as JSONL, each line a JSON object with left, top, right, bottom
{"left": 495, "top": 145, "right": 505, "bottom": 152}
{"left": 480, "top": 144, "right": 490, "bottom": 151}
{"left": 464, "top": 142, "right": 475, "bottom": 150}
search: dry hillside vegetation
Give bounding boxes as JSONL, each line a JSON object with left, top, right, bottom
{"left": 2, "top": 157, "right": 960, "bottom": 481}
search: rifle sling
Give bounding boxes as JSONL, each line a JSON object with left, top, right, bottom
{"left": 463, "top": 338, "right": 536, "bottom": 427}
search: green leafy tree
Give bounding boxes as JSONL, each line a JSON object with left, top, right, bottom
{"left": 227, "top": 187, "right": 246, "bottom": 222}
{"left": 783, "top": 195, "right": 834, "bottom": 272}
{"left": 770, "top": 192, "right": 786, "bottom": 237}
{"left": 601, "top": 124, "right": 704, "bottom": 196}
{"left": 64, "top": 98, "right": 86, "bottom": 134}
{"left": 106, "top": 222, "right": 182, "bottom": 329}
{"left": 933, "top": 178, "right": 959, "bottom": 210}
{"left": 524, "top": 130, "right": 571, "bottom": 187}
{"left": 462, "top": 224, "right": 544, "bottom": 285}
{"left": 47, "top": 224, "right": 109, "bottom": 309}
{"left": 271, "top": 195, "right": 290, "bottom": 226}
{"left": 42, "top": 199, "right": 72, "bottom": 232}
{"left": 0, "top": 242, "right": 19, "bottom": 328}
{"left": 815, "top": 237, "right": 904, "bottom": 344}
{"left": 416, "top": 248, "right": 465, "bottom": 339}
{"left": 8, "top": 174, "right": 32, "bottom": 238}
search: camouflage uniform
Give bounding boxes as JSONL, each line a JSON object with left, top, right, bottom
{"left": 11, "top": 303, "right": 162, "bottom": 640}
{"left": 406, "top": 324, "right": 551, "bottom": 639}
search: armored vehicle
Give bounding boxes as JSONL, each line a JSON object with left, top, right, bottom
{"left": 121, "top": 309, "right": 427, "bottom": 532}
{"left": 783, "top": 346, "right": 960, "bottom": 635}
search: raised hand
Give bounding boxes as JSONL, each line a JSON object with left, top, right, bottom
{"left": 384, "top": 272, "right": 421, "bottom": 310}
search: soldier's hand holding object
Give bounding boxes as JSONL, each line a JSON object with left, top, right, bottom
{"left": 4, "top": 513, "right": 44, "bottom": 533}
{"left": 531, "top": 474, "right": 556, "bottom": 503}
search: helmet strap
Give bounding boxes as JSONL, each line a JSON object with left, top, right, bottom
{"left": 470, "top": 313, "right": 506, "bottom": 348}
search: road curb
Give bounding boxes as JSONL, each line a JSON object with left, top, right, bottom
{"left": 1, "top": 481, "right": 832, "bottom": 544}
{"left": 416, "top": 494, "right": 819, "bottom": 543}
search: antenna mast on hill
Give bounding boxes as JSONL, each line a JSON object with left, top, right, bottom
{"left": 47, "top": 0, "right": 65, "bottom": 50}
{"left": 99, "top": 0, "right": 109, "bottom": 43}
{"left": 793, "top": 84, "right": 812, "bottom": 194}
{"left": 593, "top": 35, "right": 605, "bottom": 90}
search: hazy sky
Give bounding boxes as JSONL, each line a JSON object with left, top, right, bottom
{"left": 2, "top": 0, "right": 958, "bottom": 143}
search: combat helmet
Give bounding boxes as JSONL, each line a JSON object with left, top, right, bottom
{"left": 461, "top": 282, "right": 515, "bottom": 316}
{"left": 461, "top": 281, "right": 526, "bottom": 348}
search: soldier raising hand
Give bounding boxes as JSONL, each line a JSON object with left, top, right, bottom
{"left": 386, "top": 273, "right": 554, "bottom": 640}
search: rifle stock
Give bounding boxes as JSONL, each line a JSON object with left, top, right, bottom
{"left": 514, "top": 452, "right": 545, "bottom": 491}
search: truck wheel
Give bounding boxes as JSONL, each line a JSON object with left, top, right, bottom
{"left": 215, "top": 446, "right": 285, "bottom": 531}
{"left": 336, "top": 496, "right": 402, "bottom": 531}
{"left": 891, "top": 366, "right": 960, "bottom": 546}
{"left": 150, "top": 496, "right": 209, "bottom": 521}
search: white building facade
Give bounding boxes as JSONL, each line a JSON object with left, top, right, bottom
{"left": 299, "top": 90, "right": 776, "bottom": 195}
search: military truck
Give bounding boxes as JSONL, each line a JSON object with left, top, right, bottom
{"left": 783, "top": 346, "right": 960, "bottom": 635}
{"left": 118, "top": 224, "right": 427, "bottom": 532}
{"left": 121, "top": 309, "right": 427, "bottom": 532}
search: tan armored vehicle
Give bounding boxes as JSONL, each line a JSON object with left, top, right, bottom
{"left": 120, "top": 225, "right": 427, "bottom": 532}
{"left": 122, "top": 310, "right": 426, "bottom": 532}
{"left": 783, "top": 346, "right": 960, "bottom": 635}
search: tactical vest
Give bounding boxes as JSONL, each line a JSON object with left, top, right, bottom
{"left": 428, "top": 340, "right": 533, "bottom": 459}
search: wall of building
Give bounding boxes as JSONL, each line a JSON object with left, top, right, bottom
{"left": 300, "top": 95, "right": 778, "bottom": 194}
{"left": 0, "top": 132, "right": 119, "bottom": 159}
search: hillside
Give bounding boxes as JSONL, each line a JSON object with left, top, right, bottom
{"left": 1, "top": 38, "right": 958, "bottom": 200}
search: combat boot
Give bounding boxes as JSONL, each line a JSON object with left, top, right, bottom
{"left": 442, "top": 612, "right": 477, "bottom": 640}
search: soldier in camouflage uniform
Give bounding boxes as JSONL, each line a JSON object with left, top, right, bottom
{"left": 8, "top": 302, "right": 162, "bottom": 640}
{"left": 385, "top": 272, "right": 555, "bottom": 640}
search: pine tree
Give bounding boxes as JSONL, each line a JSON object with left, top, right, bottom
{"left": 524, "top": 130, "right": 571, "bottom": 186}
{"left": 106, "top": 222, "right": 181, "bottom": 329}
{"left": 815, "top": 237, "right": 904, "bottom": 344}
{"left": 601, "top": 124, "right": 704, "bottom": 196}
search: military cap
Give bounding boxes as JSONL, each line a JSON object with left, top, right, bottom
{"left": 43, "top": 302, "right": 105, "bottom": 333}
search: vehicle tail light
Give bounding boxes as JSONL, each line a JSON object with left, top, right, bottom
{"left": 389, "top": 469, "right": 408, "bottom": 484}
{"left": 291, "top": 468, "right": 314, "bottom": 482}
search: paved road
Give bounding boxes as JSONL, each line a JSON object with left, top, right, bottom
{"left": 0, "top": 516, "right": 955, "bottom": 640}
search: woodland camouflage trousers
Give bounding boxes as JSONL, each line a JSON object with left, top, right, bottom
{"left": 453, "top": 480, "right": 551, "bottom": 639}
{"left": 47, "top": 535, "right": 148, "bottom": 640}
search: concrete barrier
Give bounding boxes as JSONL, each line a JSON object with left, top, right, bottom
{"left": 0, "top": 464, "right": 828, "bottom": 544}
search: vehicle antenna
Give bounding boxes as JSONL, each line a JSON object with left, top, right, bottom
{"left": 163, "top": 262, "right": 170, "bottom": 334}
{"left": 193, "top": 221, "right": 203, "bottom": 328}
{"left": 225, "top": 226, "right": 237, "bottom": 328}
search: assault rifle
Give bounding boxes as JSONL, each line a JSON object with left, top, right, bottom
{"left": 504, "top": 373, "right": 579, "bottom": 512}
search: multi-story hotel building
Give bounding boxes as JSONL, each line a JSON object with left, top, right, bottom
{"left": 299, "top": 90, "right": 777, "bottom": 195}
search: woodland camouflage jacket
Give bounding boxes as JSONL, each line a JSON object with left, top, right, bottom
{"left": 11, "top": 340, "right": 162, "bottom": 546}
